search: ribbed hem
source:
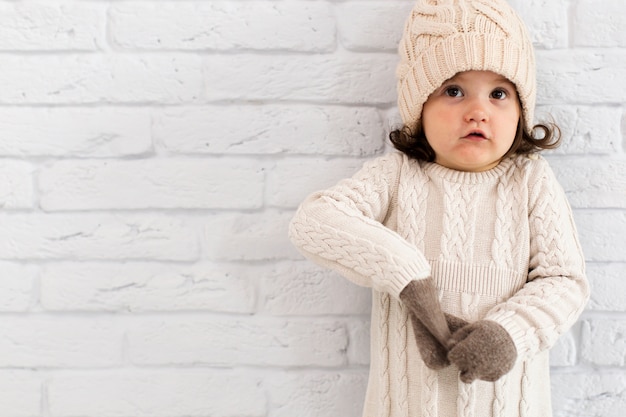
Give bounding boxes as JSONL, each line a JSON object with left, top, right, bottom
{"left": 397, "top": 33, "right": 536, "bottom": 133}
{"left": 430, "top": 260, "right": 525, "bottom": 297}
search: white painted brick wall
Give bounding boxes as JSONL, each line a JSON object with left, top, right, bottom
{"left": 0, "top": 1, "right": 622, "bottom": 416}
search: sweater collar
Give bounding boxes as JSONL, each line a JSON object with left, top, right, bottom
{"left": 421, "top": 156, "right": 516, "bottom": 184}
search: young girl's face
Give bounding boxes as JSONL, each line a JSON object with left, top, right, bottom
{"left": 421, "top": 70, "right": 521, "bottom": 172}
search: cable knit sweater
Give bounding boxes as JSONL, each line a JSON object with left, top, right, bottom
{"left": 288, "top": 152, "right": 589, "bottom": 417}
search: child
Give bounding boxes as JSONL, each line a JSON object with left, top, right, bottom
{"left": 288, "top": 0, "right": 589, "bottom": 416}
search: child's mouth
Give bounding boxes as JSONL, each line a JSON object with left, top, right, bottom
{"left": 463, "top": 131, "right": 487, "bottom": 140}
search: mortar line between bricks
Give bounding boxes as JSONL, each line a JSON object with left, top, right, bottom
{"left": 581, "top": 311, "right": 626, "bottom": 320}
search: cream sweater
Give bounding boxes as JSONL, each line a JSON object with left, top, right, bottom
{"left": 289, "top": 152, "right": 589, "bottom": 417}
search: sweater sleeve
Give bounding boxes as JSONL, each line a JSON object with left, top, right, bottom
{"left": 288, "top": 152, "right": 432, "bottom": 299}
{"left": 484, "top": 158, "right": 590, "bottom": 361}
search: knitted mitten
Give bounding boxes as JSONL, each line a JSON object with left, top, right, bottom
{"left": 399, "top": 278, "right": 452, "bottom": 351}
{"left": 448, "top": 320, "right": 517, "bottom": 383}
{"left": 409, "top": 312, "right": 468, "bottom": 369}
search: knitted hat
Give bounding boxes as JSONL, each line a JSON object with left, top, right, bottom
{"left": 396, "top": 0, "right": 536, "bottom": 133}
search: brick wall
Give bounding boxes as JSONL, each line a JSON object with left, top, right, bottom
{"left": 0, "top": 1, "right": 623, "bottom": 416}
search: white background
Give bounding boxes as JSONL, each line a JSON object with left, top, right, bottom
{"left": 0, "top": 1, "right": 623, "bottom": 416}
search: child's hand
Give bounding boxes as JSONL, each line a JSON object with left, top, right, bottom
{"left": 409, "top": 312, "right": 468, "bottom": 369}
{"left": 447, "top": 320, "right": 517, "bottom": 383}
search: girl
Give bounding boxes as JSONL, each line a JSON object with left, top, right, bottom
{"left": 288, "top": 0, "right": 589, "bottom": 416}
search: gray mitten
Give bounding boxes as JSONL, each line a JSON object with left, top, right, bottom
{"left": 448, "top": 320, "right": 517, "bottom": 383}
{"left": 409, "top": 312, "right": 468, "bottom": 369}
{"left": 400, "top": 277, "right": 452, "bottom": 369}
{"left": 400, "top": 278, "right": 452, "bottom": 352}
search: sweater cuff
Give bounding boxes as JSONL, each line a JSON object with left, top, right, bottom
{"left": 387, "top": 258, "right": 431, "bottom": 300}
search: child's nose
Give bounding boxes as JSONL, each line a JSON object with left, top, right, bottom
{"left": 463, "top": 98, "right": 489, "bottom": 123}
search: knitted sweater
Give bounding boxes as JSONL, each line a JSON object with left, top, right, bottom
{"left": 288, "top": 152, "right": 589, "bottom": 417}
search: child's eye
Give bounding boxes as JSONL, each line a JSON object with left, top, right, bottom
{"left": 491, "top": 89, "right": 508, "bottom": 100}
{"left": 444, "top": 86, "right": 463, "bottom": 97}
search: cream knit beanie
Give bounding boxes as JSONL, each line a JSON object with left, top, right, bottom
{"left": 396, "top": 0, "right": 536, "bottom": 133}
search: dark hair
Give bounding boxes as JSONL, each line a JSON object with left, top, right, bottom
{"left": 389, "top": 118, "right": 561, "bottom": 162}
